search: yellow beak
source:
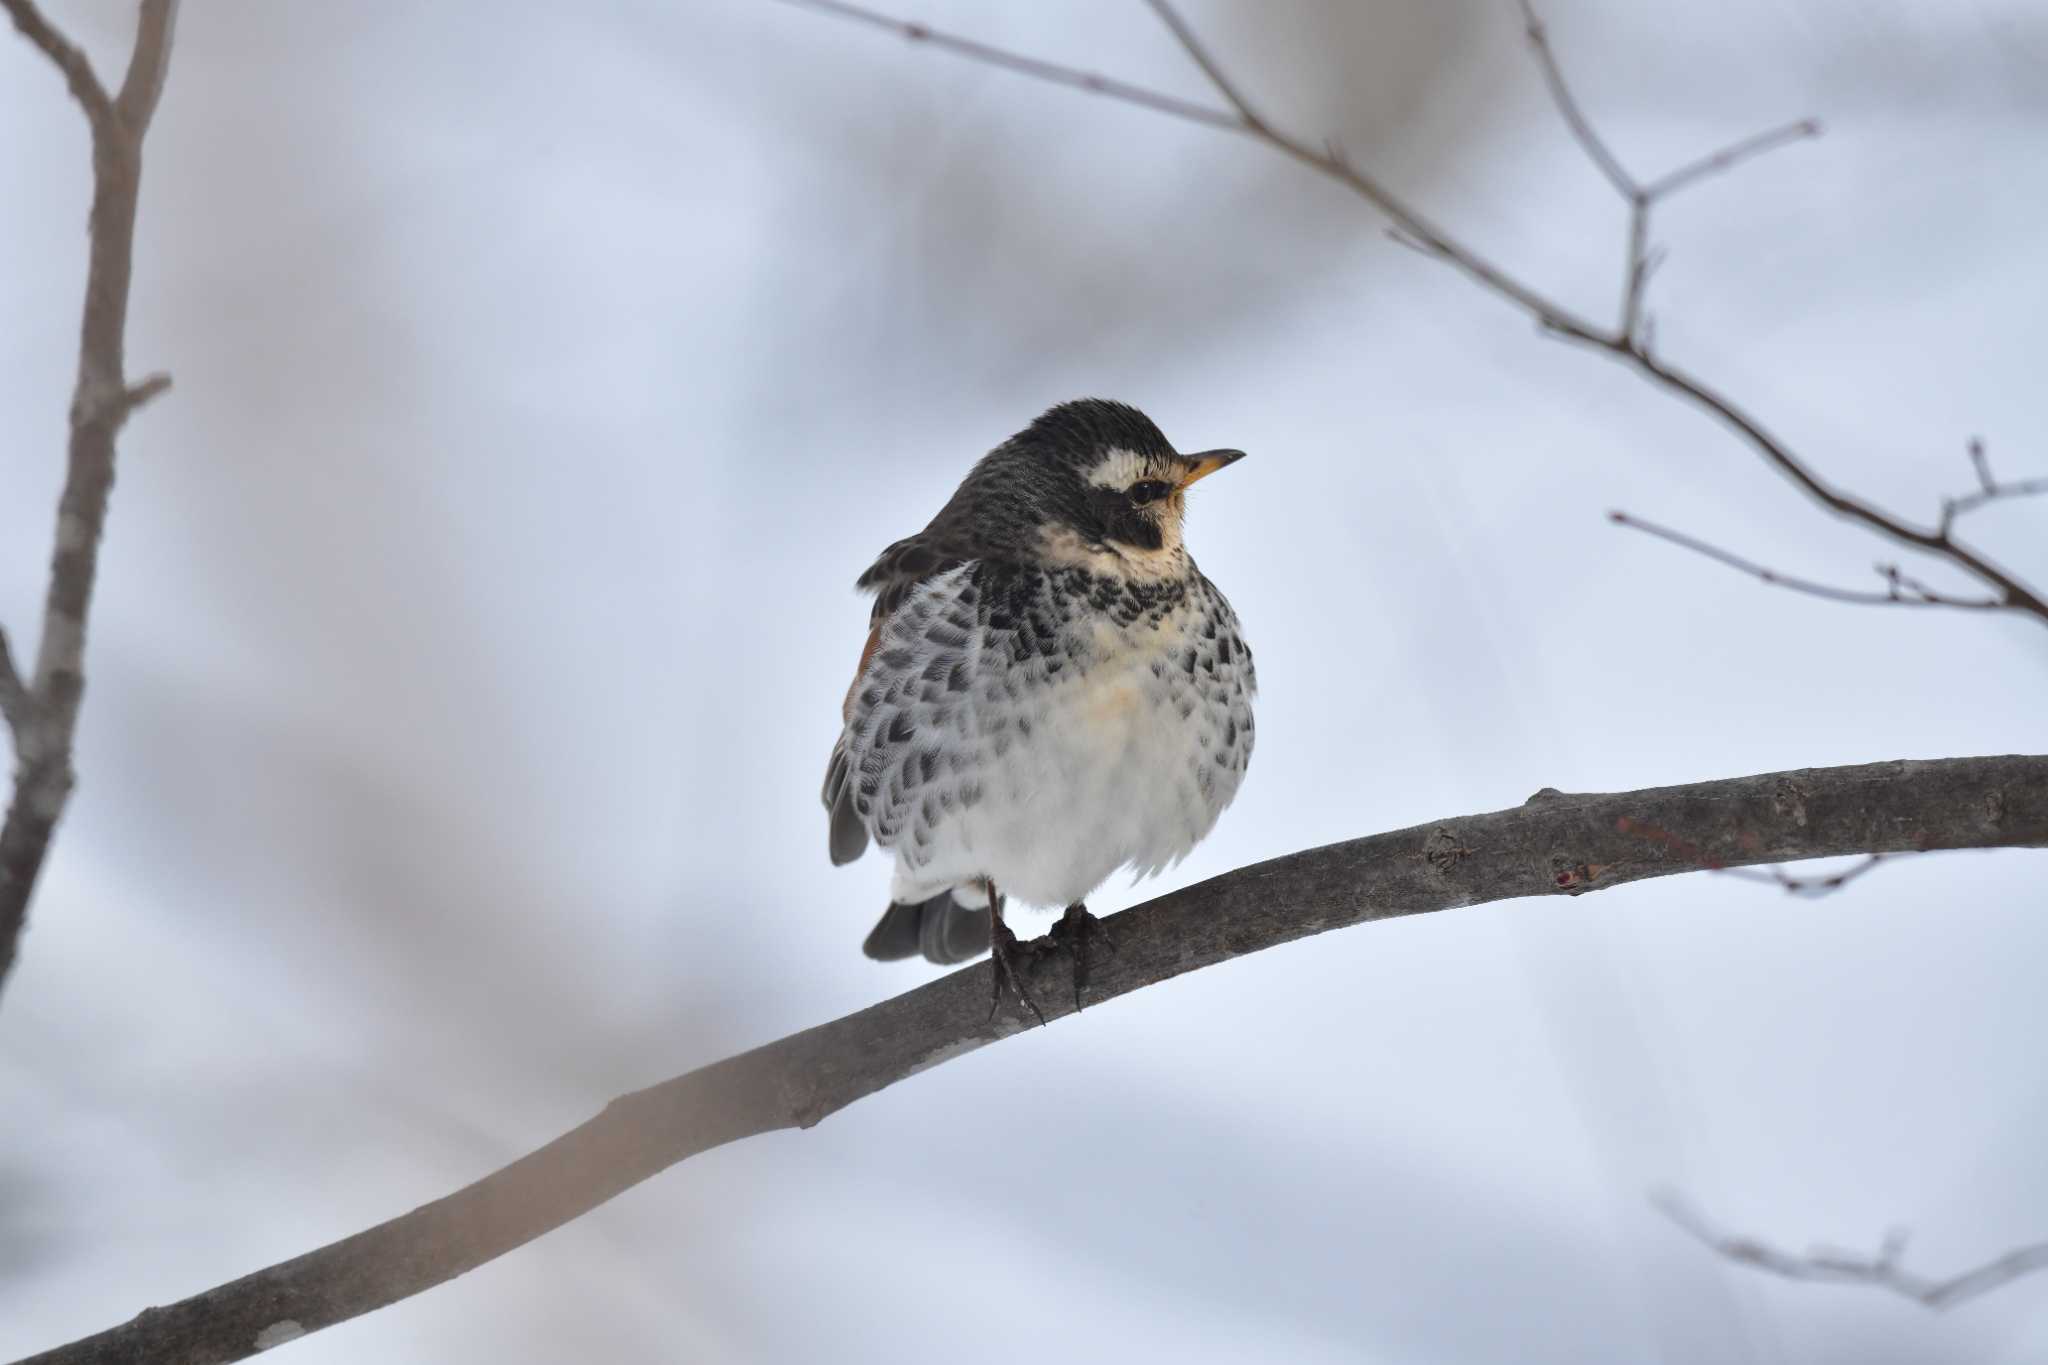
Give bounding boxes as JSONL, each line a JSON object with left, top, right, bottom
{"left": 1179, "top": 449, "right": 1247, "bottom": 488}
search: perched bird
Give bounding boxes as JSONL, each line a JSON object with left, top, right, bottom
{"left": 821, "top": 399, "right": 1256, "bottom": 1020}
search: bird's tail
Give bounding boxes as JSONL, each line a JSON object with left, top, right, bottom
{"left": 863, "top": 886, "right": 993, "bottom": 965}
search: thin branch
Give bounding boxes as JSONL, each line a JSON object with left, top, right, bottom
{"left": 1608, "top": 511, "right": 2001, "bottom": 610}
{"left": 0, "top": 630, "right": 30, "bottom": 746}
{"left": 1139, "top": 0, "right": 1266, "bottom": 129}
{"left": 1940, "top": 437, "right": 2048, "bottom": 536}
{"left": 1643, "top": 118, "right": 1825, "bottom": 201}
{"left": 1969, "top": 435, "right": 1996, "bottom": 494}
{"left": 1618, "top": 821, "right": 1916, "bottom": 901}
{"left": 791, "top": 0, "right": 2044, "bottom": 627}
{"left": 0, "top": 0, "right": 111, "bottom": 124}
{"left": 1511, "top": 0, "right": 1815, "bottom": 345}
{"left": 1718, "top": 852, "right": 1888, "bottom": 897}
{"left": 780, "top": 0, "right": 1241, "bottom": 130}
{"left": 16, "top": 756, "right": 2048, "bottom": 1364}
{"left": 112, "top": 0, "right": 177, "bottom": 130}
{"left": 1658, "top": 1192, "right": 2048, "bottom": 1310}
{"left": 786, "top": 0, "right": 1610, "bottom": 344}
{"left": 1512, "top": 0, "right": 1637, "bottom": 199}
{"left": 1628, "top": 351, "right": 2048, "bottom": 620}
{"left": 0, "top": 0, "right": 179, "bottom": 1006}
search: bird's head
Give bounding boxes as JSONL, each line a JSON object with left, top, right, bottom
{"left": 990, "top": 399, "right": 1245, "bottom": 577}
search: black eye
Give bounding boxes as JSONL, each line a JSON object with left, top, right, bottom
{"left": 1128, "top": 480, "right": 1173, "bottom": 506}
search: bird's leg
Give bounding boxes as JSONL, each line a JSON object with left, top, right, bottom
{"left": 985, "top": 877, "right": 1046, "bottom": 1028}
{"left": 1049, "top": 902, "right": 1114, "bottom": 1012}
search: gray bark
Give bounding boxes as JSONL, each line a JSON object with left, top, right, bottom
{"left": 18, "top": 755, "right": 2046, "bottom": 1365}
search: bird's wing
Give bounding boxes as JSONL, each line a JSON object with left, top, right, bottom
{"left": 823, "top": 520, "right": 980, "bottom": 865}
{"left": 823, "top": 561, "right": 983, "bottom": 867}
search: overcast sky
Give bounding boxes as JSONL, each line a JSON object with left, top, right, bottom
{"left": 3, "top": 1, "right": 2046, "bottom": 1361}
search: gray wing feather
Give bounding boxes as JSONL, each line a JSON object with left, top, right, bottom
{"left": 835, "top": 564, "right": 982, "bottom": 868}
{"left": 821, "top": 741, "right": 869, "bottom": 866}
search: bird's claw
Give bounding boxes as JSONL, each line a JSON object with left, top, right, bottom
{"left": 987, "top": 905, "right": 1047, "bottom": 1028}
{"left": 1049, "top": 903, "right": 1114, "bottom": 1012}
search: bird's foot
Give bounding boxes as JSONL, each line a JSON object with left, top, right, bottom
{"left": 987, "top": 902, "right": 1047, "bottom": 1028}
{"left": 1048, "top": 902, "right": 1115, "bottom": 1012}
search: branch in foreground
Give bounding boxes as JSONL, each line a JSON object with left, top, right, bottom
{"left": 1659, "top": 1192, "right": 2048, "bottom": 1310}
{"left": 0, "top": 0, "right": 179, "bottom": 1005}
{"left": 18, "top": 756, "right": 2047, "bottom": 1365}
{"left": 784, "top": 0, "right": 2047, "bottom": 628}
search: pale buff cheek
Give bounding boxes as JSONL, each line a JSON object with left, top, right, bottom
{"left": 1037, "top": 510, "right": 1188, "bottom": 583}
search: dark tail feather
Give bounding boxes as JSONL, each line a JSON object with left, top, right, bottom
{"left": 822, "top": 744, "right": 870, "bottom": 866}
{"left": 863, "top": 890, "right": 992, "bottom": 965}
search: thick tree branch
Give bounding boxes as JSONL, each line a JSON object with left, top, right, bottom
{"left": 1658, "top": 1193, "right": 2048, "bottom": 1310}
{"left": 16, "top": 756, "right": 2047, "bottom": 1365}
{"left": 0, "top": 0, "right": 178, "bottom": 1004}
{"left": 785, "top": 0, "right": 2046, "bottom": 628}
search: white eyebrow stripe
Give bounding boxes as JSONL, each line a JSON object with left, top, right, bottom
{"left": 1084, "top": 447, "right": 1166, "bottom": 489}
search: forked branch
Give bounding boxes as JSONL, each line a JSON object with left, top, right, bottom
{"left": 0, "top": 0, "right": 179, "bottom": 1004}
{"left": 1660, "top": 1192, "right": 2048, "bottom": 1310}
{"left": 781, "top": 0, "right": 2048, "bottom": 628}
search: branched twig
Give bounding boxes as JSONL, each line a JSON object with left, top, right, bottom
{"left": 1657, "top": 1192, "right": 2048, "bottom": 1310}
{"left": 1609, "top": 512, "right": 2004, "bottom": 611}
{"left": 1939, "top": 437, "right": 2048, "bottom": 536}
{"left": 0, "top": 0, "right": 179, "bottom": 1005}
{"left": 785, "top": 0, "right": 2048, "bottom": 629}
{"left": 787, "top": 0, "right": 1240, "bottom": 129}
{"left": 776, "top": 0, "right": 1608, "bottom": 342}
{"left": 1, "top": 0, "right": 111, "bottom": 123}
{"left": 1642, "top": 117, "right": 1825, "bottom": 200}
{"left": 1512, "top": 0, "right": 1636, "bottom": 199}
{"left": 14, "top": 756, "right": 2048, "bottom": 1364}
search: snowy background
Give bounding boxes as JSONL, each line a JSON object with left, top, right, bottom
{"left": 3, "top": 1, "right": 2046, "bottom": 1360}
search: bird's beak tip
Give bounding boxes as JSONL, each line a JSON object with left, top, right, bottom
{"left": 1180, "top": 449, "right": 1247, "bottom": 488}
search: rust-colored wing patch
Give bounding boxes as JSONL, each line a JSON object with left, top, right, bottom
{"left": 843, "top": 621, "right": 882, "bottom": 723}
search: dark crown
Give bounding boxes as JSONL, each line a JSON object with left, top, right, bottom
{"left": 1015, "top": 399, "right": 1177, "bottom": 465}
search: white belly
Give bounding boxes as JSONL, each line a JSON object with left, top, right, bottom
{"left": 887, "top": 601, "right": 1252, "bottom": 910}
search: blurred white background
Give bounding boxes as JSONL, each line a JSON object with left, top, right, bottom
{"left": 2, "top": 1, "right": 2045, "bottom": 1360}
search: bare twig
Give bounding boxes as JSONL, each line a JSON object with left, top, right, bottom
{"left": 1138, "top": 0, "right": 1266, "bottom": 130}
{"left": 777, "top": 0, "right": 1609, "bottom": 343}
{"left": 1629, "top": 352, "right": 2048, "bottom": 621}
{"left": 1619, "top": 819, "right": 1913, "bottom": 900}
{"left": 1658, "top": 1192, "right": 2048, "bottom": 1310}
{"left": 1718, "top": 852, "right": 1888, "bottom": 897}
{"left": 1940, "top": 438, "right": 2048, "bottom": 536}
{"left": 1513, "top": 0, "right": 1636, "bottom": 199}
{"left": 0, "top": 630, "right": 31, "bottom": 747}
{"left": 786, "top": 0, "right": 1240, "bottom": 129}
{"left": 788, "top": 0, "right": 2047, "bottom": 628}
{"left": 0, "top": 0, "right": 179, "bottom": 1005}
{"left": 1608, "top": 512, "right": 2001, "bottom": 610}
{"left": 1511, "top": 3, "right": 1816, "bottom": 346}
{"left": 1, "top": 0, "right": 111, "bottom": 123}
{"left": 1642, "top": 117, "right": 1824, "bottom": 200}
{"left": 16, "top": 756, "right": 2048, "bottom": 1364}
